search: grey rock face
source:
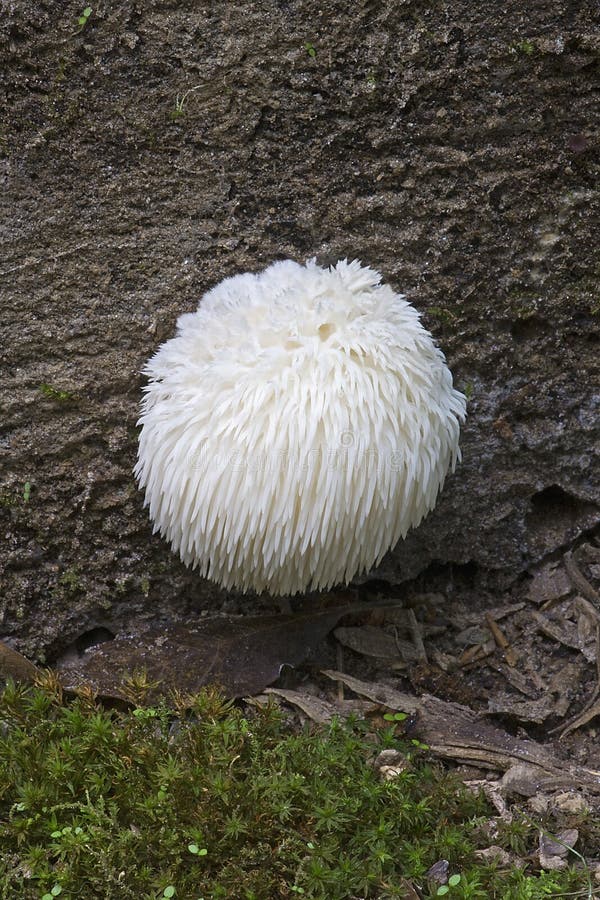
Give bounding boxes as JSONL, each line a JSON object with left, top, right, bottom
{"left": 0, "top": 1, "right": 598, "bottom": 655}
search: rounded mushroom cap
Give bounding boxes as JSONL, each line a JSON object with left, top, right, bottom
{"left": 135, "top": 259, "right": 466, "bottom": 596}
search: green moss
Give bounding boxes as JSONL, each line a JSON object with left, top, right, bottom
{"left": 0, "top": 681, "right": 594, "bottom": 899}
{"left": 50, "top": 568, "right": 83, "bottom": 605}
{"left": 0, "top": 491, "right": 17, "bottom": 508}
{"left": 38, "top": 384, "right": 75, "bottom": 403}
{"left": 427, "top": 307, "right": 457, "bottom": 325}
{"left": 58, "top": 568, "right": 82, "bottom": 594}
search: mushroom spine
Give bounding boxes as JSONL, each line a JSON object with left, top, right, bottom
{"left": 135, "top": 258, "right": 466, "bottom": 595}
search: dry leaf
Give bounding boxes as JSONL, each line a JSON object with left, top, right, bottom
{"left": 58, "top": 607, "right": 351, "bottom": 701}
{"left": 264, "top": 688, "right": 338, "bottom": 723}
{"left": 527, "top": 563, "right": 572, "bottom": 605}
{"left": 321, "top": 669, "right": 419, "bottom": 712}
{"left": 334, "top": 624, "right": 419, "bottom": 661}
{"left": 486, "top": 693, "right": 558, "bottom": 725}
{"left": 0, "top": 641, "right": 41, "bottom": 682}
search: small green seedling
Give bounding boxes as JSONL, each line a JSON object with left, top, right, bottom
{"left": 171, "top": 95, "right": 186, "bottom": 120}
{"left": 41, "top": 885, "right": 62, "bottom": 900}
{"left": 304, "top": 42, "right": 316, "bottom": 58}
{"left": 78, "top": 7, "right": 92, "bottom": 28}
{"left": 171, "top": 84, "right": 210, "bottom": 120}
{"left": 383, "top": 712, "right": 408, "bottom": 723}
{"left": 23, "top": 481, "right": 31, "bottom": 503}
{"left": 163, "top": 888, "right": 176, "bottom": 899}
{"left": 132, "top": 706, "right": 159, "bottom": 719}
{"left": 188, "top": 844, "right": 208, "bottom": 856}
{"left": 437, "top": 873, "right": 461, "bottom": 895}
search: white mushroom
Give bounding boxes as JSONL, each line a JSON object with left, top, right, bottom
{"left": 135, "top": 259, "right": 466, "bottom": 596}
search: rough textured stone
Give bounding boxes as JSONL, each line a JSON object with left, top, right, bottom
{"left": 1, "top": 0, "right": 598, "bottom": 656}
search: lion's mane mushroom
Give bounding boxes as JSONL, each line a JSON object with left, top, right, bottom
{"left": 135, "top": 259, "right": 466, "bottom": 596}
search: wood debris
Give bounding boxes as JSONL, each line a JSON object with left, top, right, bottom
{"left": 334, "top": 624, "right": 418, "bottom": 662}
{"left": 485, "top": 612, "right": 518, "bottom": 666}
{"left": 564, "top": 550, "right": 600, "bottom": 606}
{"left": 322, "top": 670, "right": 600, "bottom": 793}
{"left": 264, "top": 687, "right": 375, "bottom": 724}
{"left": 527, "top": 562, "right": 573, "bottom": 606}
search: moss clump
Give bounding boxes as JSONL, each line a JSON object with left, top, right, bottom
{"left": 0, "top": 681, "right": 594, "bottom": 899}
{"left": 38, "top": 384, "right": 76, "bottom": 403}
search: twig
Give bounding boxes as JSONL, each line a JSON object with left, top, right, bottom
{"left": 555, "top": 626, "right": 600, "bottom": 738}
{"left": 407, "top": 608, "right": 428, "bottom": 663}
{"left": 485, "top": 612, "right": 518, "bottom": 666}
{"left": 458, "top": 642, "right": 495, "bottom": 668}
{"left": 564, "top": 551, "right": 600, "bottom": 607}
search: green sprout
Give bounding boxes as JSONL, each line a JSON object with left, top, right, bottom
{"left": 171, "top": 96, "right": 186, "bottom": 120}
{"left": 437, "top": 873, "right": 462, "bottom": 895}
{"left": 41, "top": 887, "right": 62, "bottom": 900}
{"left": 171, "top": 85, "right": 205, "bottom": 120}
{"left": 170, "top": 80, "right": 230, "bottom": 121}
{"left": 23, "top": 481, "right": 31, "bottom": 503}
{"left": 304, "top": 42, "right": 316, "bottom": 58}
{"left": 78, "top": 6, "right": 92, "bottom": 28}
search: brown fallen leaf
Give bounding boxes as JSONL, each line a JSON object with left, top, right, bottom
{"left": 486, "top": 692, "right": 559, "bottom": 725}
{"left": 334, "top": 624, "right": 420, "bottom": 662}
{"left": 564, "top": 550, "right": 600, "bottom": 607}
{"left": 485, "top": 612, "right": 518, "bottom": 667}
{"left": 265, "top": 688, "right": 337, "bottom": 723}
{"left": 264, "top": 687, "right": 374, "bottom": 724}
{"left": 527, "top": 562, "right": 572, "bottom": 605}
{"left": 0, "top": 640, "right": 41, "bottom": 683}
{"left": 57, "top": 607, "right": 355, "bottom": 701}
{"left": 533, "top": 611, "right": 595, "bottom": 662}
{"left": 321, "top": 669, "right": 419, "bottom": 712}
{"left": 397, "top": 877, "right": 421, "bottom": 900}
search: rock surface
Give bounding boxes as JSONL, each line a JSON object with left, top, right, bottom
{"left": 1, "top": 1, "right": 598, "bottom": 656}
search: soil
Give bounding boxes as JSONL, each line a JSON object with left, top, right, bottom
{"left": 1, "top": 2, "right": 599, "bottom": 777}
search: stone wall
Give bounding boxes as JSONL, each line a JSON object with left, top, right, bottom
{"left": 1, "top": 0, "right": 598, "bottom": 656}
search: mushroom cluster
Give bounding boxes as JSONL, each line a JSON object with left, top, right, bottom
{"left": 135, "top": 259, "right": 466, "bottom": 595}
